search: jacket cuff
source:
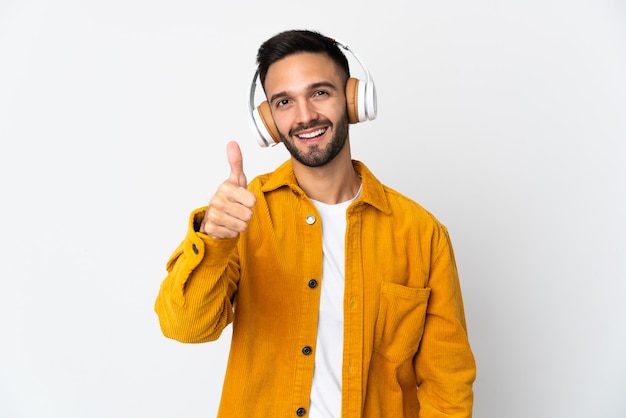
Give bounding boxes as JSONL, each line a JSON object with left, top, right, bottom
{"left": 185, "top": 207, "right": 238, "bottom": 266}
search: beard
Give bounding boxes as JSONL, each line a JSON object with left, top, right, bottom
{"left": 279, "top": 111, "right": 350, "bottom": 168}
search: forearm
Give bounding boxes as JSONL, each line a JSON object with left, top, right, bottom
{"left": 154, "top": 208, "right": 239, "bottom": 343}
{"left": 415, "top": 314, "right": 476, "bottom": 417}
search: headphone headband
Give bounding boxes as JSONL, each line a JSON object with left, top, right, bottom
{"left": 248, "top": 71, "right": 269, "bottom": 146}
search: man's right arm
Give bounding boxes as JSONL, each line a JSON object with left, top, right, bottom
{"left": 154, "top": 141, "right": 256, "bottom": 343}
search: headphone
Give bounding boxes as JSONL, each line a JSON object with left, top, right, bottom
{"left": 248, "top": 40, "right": 377, "bottom": 147}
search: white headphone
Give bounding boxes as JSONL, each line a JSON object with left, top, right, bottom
{"left": 248, "top": 40, "right": 377, "bottom": 147}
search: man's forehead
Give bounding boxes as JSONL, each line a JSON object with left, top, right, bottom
{"left": 264, "top": 52, "right": 345, "bottom": 93}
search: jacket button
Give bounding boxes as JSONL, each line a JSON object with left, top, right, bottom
{"left": 302, "top": 345, "right": 312, "bottom": 355}
{"left": 308, "top": 279, "right": 318, "bottom": 289}
{"left": 296, "top": 407, "right": 306, "bottom": 416}
{"left": 191, "top": 243, "right": 199, "bottom": 254}
{"left": 305, "top": 215, "right": 316, "bottom": 225}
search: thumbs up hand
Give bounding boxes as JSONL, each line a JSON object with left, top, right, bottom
{"left": 201, "top": 141, "right": 257, "bottom": 239}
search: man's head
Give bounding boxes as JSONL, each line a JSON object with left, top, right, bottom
{"left": 256, "top": 30, "right": 352, "bottom": 168}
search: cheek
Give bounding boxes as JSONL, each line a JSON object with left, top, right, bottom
{"left": 271, "top": 112, "right": 291, "bottom": 134}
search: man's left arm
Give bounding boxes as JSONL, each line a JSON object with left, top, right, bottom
{"left": 415, "top": 226, "right": 476, "bottom": 417}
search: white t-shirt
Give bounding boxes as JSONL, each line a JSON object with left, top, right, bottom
{"left": 309, "top": 187, "right": 361, "bottom": 418}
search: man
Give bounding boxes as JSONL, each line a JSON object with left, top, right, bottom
{"left": 155, "top": 29, "right": 476, "bottom": 417}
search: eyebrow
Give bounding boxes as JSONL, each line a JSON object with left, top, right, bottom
{"left": 269, "top": 81, "right": 338, "bottom": 105}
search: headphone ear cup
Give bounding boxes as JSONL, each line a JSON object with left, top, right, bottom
{"left": 346, "top": 77, "right": 377, "bottom": 123}
{"left": 346, "top": 77, "right": 360, "bottom": 124}
{"left": 252, "top": 100, "right": 281, "bottom": 147}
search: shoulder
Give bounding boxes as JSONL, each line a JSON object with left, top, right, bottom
{"left": 384, "top": 184, "right": 437, "bottom": 218}
{"left": 384, "top": 183, "right": 448, "bottom": 232}
{"left": 357, "top": 161, "right": 445, "bottom": 228}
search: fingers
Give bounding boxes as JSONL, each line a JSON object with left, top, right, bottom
{"left": 202, "top": 182, "right": 256, "bottom": 239}
{"left": 203, "top": 184, "right": 254, "bottom": 237}
{"left": 227, "top": 141, "right": 247, "bottom": 187}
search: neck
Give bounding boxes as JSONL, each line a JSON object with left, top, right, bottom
{"left": 292, "top": 140, "right": 361, "bottom": 204}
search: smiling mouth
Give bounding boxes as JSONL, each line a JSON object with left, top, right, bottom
{"left": 296, "top": 128, "right": 327, "bottom": 140}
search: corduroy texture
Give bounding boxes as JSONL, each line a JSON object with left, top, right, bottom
{"left": 155, "top": 160, "right": 476, "bottom": 417}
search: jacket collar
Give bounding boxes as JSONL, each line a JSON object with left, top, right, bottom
{"left": 260, "top": 159, "right": 392, "bottom": 215}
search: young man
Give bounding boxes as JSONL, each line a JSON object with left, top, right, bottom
{"left": 155, "top": 30, "right": 476, "bottom": 417}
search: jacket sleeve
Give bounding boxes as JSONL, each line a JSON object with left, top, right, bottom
{"left": 414, "top": 225, "right": 476, "bottom": 417}
{"left": 154, "top": 207, "right": 240, "bottom": 343}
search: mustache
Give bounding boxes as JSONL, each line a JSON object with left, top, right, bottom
{"left": 289, "top": 119, "right": 332, "bottom": 137}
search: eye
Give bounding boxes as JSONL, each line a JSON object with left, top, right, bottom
{"left": 314, "top": 90, "right": 328, "bottom": 97}
{"left": 276, "top": 99, "right": 290, "bottom": 108}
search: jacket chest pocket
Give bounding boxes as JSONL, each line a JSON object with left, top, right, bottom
{"left": 373, "top": 281, "right": 431, "bottom": 362}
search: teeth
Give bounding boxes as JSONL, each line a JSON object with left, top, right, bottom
{"left": 297, "top": 128, "right": 326, "bottom": 139}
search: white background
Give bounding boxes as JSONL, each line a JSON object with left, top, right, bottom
{"left": 1, "top": 1, "right": 625, "bottom": 417}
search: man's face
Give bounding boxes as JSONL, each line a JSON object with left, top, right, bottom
{"left": 263, "top": 52, "right": 349, "bottom": 167}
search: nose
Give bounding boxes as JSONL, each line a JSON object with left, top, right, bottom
{"left": 294, "top": 99, "right": 318, "bottom": 125}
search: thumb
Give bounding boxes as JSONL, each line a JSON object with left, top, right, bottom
{"left": 227, "top": 141, "right": 247, "bottom": 187}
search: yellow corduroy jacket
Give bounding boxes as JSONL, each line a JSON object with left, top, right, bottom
{"left": 155, "top": 160, "right": 476, "bottom": 418}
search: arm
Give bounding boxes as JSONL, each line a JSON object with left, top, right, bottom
{"left": 155, "top": 141, "right": 256, "bottom": 343}
{"left": 415, "top": 226, "right": 476, "bottom": 417}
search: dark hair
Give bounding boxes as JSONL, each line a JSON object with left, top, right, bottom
{"left": 256, "top": 29, "right": 350, "bottom": 87}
